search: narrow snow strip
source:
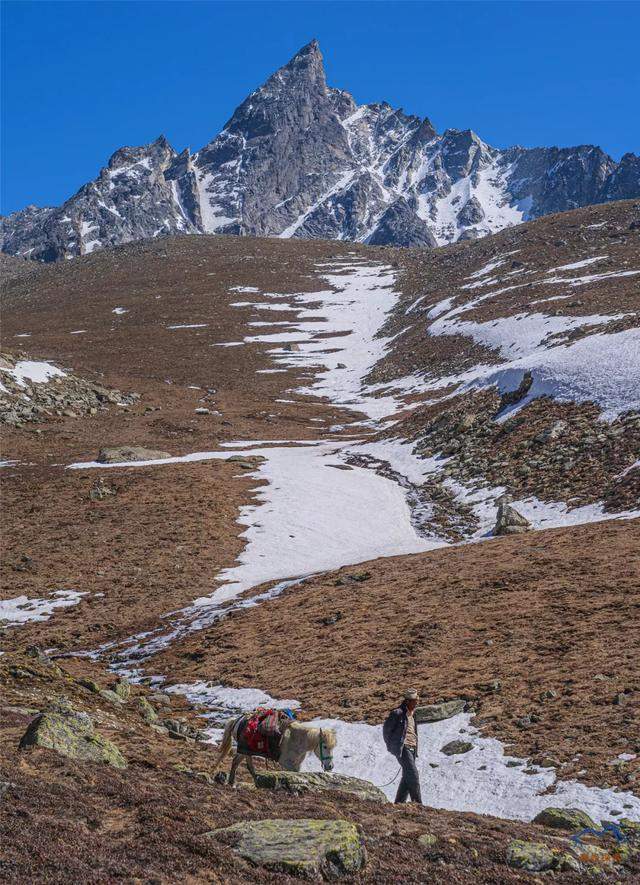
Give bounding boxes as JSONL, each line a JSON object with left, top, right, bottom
{"left": 546, "top": 255, "right": 608, "bottom": 272}
{"left": 466, "top": 258, "right": 506, "bottom": 280}
{"left": 167, "top": 323, "right": 208, "bottom": 330}
{"left": 278, "top": 170, "right": 355, "bottom": 238}
{"left": 543, "top": 269, "right": 639, "bottom": 287}
{"left": 210, "top": 341, "right": 244, "bottom": 347}
{"left": 0, "top": 590, "right": 86, "bottom": 627}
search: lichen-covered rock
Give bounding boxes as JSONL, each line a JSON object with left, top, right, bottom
{"left": 212, "top": 818, "right": 366, "bottom": 879}
{"left": 533, "top": 806, "right": 597, "bottom": 831}
{"left": 569, "top": 842, "right": 618, "bottom": 867}
{"left": 113, "top": 678, "right": 131, "bottom": 701}
{"left": 620, "top": 818, "right": 640, "bottom": 835}
{"left": 493, "top": 497, "right": 531, "bottom": 535}
{"left": 417, "top": 833, "right": 438, "bottom": 851}
{"left": 78, "top": 677, "right": 100, "bottom": 693}
{"left": 440, "top": 740, "right": 473, "bottom": 756}
{"left": 506, "top": 840, "right": 555, "bottom": 872}
{"left": 225, "top": 454, "right": 265, "bottom": 469}
{"left": 415, "top": 699, "right": 465, "bottom": 723}
{"left": 18, "top": 698, "right": 126, "bottom": 768}
{"left": 99, "top": 689, "right": 123, "bottom": 706}
{"left": 255, "top": 771, "right": 387, "bottom": 803}
{"left": 97, "top": 446, "right": 171, "bottom": 463}
{"left": 136, "top": 697, "right": 158, "bottom": 723}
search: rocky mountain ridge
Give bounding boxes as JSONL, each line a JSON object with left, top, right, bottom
{"left": 2, "top": 40, "right": 639, "bottom": 261}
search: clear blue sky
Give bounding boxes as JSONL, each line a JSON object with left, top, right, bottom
{"left": 2, "top": 1, "right": 638, "bottom": 215}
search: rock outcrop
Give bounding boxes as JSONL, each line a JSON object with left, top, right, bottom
{"left": 506, "top": 839, "right": 556, "bottom": 872}
{"left": 533, "top": 806, "right": 598, "bottom": 831}
{"left": 211, "top": 818, "right": 366, "bottom": 879}
{"left": 254, "top": 771, "right": 387, "bottom": 803}
{"left": 415, "top": 699, "right": 465, "bottom": 723}
{"left": 97, "top": 446, "right": 171, "bottom": 463}
{"left": 440, "top": 740, "right": 474, "bottom": 756}
{"left": 18, "top": 698, "right": 127, "bottom": 769}
{"left": 493, "top": 497, "right": 532, "bottom": 536}
{"left": 0, "top": 353, "right": 138, "bottom": 427}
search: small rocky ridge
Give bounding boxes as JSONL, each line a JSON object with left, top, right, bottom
{"left": 0, "top": 351, "right": 139, "bottom": 428}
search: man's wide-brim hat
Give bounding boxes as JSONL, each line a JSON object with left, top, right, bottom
{"left": 404, "top": 688, "right": 419, "bottom": 701}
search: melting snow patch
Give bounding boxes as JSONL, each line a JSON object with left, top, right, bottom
{"left": 543, "top": 269, "right": 640, "bottom": 287}
{"left": 167, "top": 323, "right": 208, "bottom": 330}
{"left": 112, "top": 307, "right": 128, "bottom": 315}
{"left": 300, "top": 713, "right": 640, "bottom": 823}
{"left": 1, "top": 360, "right": 66, "bottom": 387}
{"left": 167, "top": 681, "right": 300, "bottom": 716}
{"left": 0, "top": 590, "right": 86, "bottom": 627}
{"left": 165, "top": 680, "right": 640, "bottom": 826}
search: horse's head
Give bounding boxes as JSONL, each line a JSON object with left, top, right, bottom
{"left": 314, "top": 727, "right": 336, "bottom": 772}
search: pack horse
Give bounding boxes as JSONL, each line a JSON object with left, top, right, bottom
{"left": 213, "top": 710, "right": 337, "bottom": 785}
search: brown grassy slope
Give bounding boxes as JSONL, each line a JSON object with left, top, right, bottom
{"left": 0, "top": 650, "right": 625, "bottom": 884}
{"left": 150, "top": 518, "right": 640, "bottom": 792}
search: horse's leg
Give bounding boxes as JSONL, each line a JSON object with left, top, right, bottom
{"left": 228, "top": 753, "right": 242, "bottom": 787}
{"left": 246, "top": 755, "right": 259, "bottom": 784}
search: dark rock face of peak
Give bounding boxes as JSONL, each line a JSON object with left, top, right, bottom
{"left": 456, "top": 195, "right": 485, "bottom": 226}
{"left": 600, "top": 152, "right": 640, "bottom": 202}
{"left": 369, "top": 199, "right": 437, "bottom": 248}
{"left": 3, "top": 41, "right": 639, "bottom": 261}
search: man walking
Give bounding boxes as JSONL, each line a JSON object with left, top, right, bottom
{"left": 382, "top": 688, "right": 422, "bottom": 804}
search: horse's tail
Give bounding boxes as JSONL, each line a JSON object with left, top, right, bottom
{"left": 211, "top": 715, "right": 242, "bottom": 770}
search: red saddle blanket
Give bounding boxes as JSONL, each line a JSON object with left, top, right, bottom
{"left": 242, "top": 710, "right": 277, "bottom": 755}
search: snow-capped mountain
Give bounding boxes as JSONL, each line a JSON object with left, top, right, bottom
{"left": 2, "top": 40, "right": 639, "bottom": 261}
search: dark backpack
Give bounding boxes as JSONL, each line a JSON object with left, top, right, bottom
{"left": 382, "top": 707, "right": 402, "bottom": 754}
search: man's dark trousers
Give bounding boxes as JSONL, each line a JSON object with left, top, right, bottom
{"left": 394, "top": 746, "right": 422, "bottom": 803}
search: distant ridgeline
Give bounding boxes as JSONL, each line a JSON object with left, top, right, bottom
{"left": 2, "top": 40, "right": 639, "bottom": 261}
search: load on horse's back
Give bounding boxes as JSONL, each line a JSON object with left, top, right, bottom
{"left": 212, "top": 707, "right": 337, "bottom": 786}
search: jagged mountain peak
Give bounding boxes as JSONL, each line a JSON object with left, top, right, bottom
{"left": 2, "top": 43, "right": 639, "bottom": 261}
{"left": 106, "top": 135, "right": 175, "bottom": 171}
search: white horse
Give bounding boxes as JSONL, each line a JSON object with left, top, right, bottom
{"left": 212, "top": 714, "right": 337, "bottom": 786}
